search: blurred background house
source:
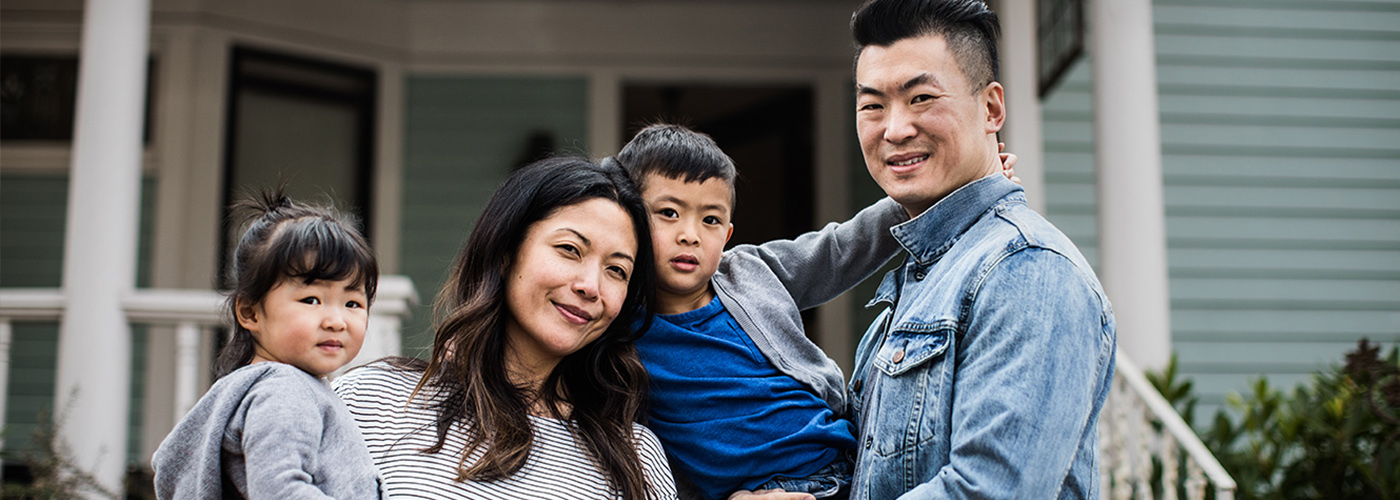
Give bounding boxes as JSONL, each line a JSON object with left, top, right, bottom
{"left": 0, "top": 0, "right": 1395, "bottom": 495}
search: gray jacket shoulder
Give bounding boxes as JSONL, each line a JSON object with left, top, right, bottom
{"left": 712, "top": 197, "right": 908, "bottom": 414}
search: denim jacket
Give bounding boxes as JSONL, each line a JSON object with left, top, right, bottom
{"left": 848, "top": 175, "right": 1116, "bottom": 500}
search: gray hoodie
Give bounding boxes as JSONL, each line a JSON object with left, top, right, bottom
{"left": 153, "top": 362, "right": 382, "bottom": 499}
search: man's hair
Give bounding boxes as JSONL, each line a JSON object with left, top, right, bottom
{"left": 851, "top": 0, "right": 1002, "bottom": 91}
{"left": 613, "top": 123, "right": 738, "bottom": 208}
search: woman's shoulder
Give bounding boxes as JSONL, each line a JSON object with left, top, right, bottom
{"left": 331, "top": 358, "right": 424, "bottom": 400}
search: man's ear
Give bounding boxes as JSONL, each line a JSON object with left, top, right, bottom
{"left": 983, "top": 81, "right": 1006, "bottom": 133}
{"left": 235, "top": 298, "right": 261, "bottom": 332}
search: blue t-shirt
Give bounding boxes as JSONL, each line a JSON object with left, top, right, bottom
{"left": 636, "top": 297, "right": 856, "bottom": 500}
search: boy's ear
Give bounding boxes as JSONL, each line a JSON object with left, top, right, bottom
{"left": 234, "top": 298, "right": 261, "bottom": 332}
{"left": 725, "top": 223, "right": 734, "bottom": 245}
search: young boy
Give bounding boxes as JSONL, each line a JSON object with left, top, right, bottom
{"left": 613, "top": 124, "right": 927, "bottom": 500}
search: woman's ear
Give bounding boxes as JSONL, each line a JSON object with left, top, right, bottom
{"left": 235, "top": 297, "right": 261, "bottom": 332}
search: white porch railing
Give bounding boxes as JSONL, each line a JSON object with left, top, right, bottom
{"left": 0, "top": 276, "right": 417, "bottom": 474}
{"left": 1100, "top": 349, "right": 1237, "bottom": 500}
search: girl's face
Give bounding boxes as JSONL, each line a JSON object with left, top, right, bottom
{"left": 503, "top": 198, "right": 638, "bottom": 380}
{"left": 237, "top": 276, "right": 369, "bottom": 377}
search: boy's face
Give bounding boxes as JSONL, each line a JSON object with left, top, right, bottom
{"left": 641, "top": 173, "right": 734, "bottom": 313}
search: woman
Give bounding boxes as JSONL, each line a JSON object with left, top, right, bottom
{"left": 334, "top": 157, "right": 676, "bottom": 500}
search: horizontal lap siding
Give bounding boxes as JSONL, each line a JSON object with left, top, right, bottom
{"left": 398, "top": 76, "right": 588, "bottom": 357}
{"left": 1041, "top": 0, "right": 1400, "bottom": 420}
{"left": 0, "top": 174, "right": 156, "bottom": 463}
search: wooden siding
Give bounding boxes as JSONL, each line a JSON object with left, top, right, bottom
{"left": 0, "top": 173, "right": 156, "bottom": 463}
{"left": 1041, "top": 0, "right": 1400, "bottom": 418}
{"left": 397, "top": 75, "right": 588, "bottom": 357}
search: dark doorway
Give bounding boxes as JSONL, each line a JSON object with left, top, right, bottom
{"left": 622, "top": 84, "right": 814, "bottom": 247}
{"left": 219, "top": 47, "right": 377, "bottom": 287}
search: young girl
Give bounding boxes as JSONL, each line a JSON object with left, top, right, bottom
{"left": 154, "top": 190, "right": 383, "bottom": 499}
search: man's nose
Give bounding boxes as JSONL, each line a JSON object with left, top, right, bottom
{"left": 884, "top": 106, "right": 917, "bottom": 143}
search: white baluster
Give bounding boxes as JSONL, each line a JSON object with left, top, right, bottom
{"left": 0, "top": 317, "right": 11, "bottom": 481}
{"left": 174, "top": 321, "right": 201, "bottom": 417}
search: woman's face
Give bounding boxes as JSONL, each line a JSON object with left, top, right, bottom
{"left": 503, "top": 198, "right": 639, "bottom": 378}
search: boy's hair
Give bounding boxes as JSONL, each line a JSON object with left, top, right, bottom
{"left": 614, "top": 123, "right": 738, "bottom": 208}
{"left": 214, "top": 187, "right": 379, "bottom": 379}
{"left": 851, "top": 0, "right": 1001, "bottom": 91}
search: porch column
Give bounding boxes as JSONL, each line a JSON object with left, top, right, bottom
{"left": 997, "top": 0, "right": 1046, "bottom": 213}
{"left": 1090, "top": 0, "right": 1172, "bottom": 369}
{"left": 55, "top": 0, "right": 151, "bottom": 493}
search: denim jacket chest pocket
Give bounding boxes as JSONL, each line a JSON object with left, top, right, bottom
{"left": 866, "top": 319, "right": 956, "bottom": 457}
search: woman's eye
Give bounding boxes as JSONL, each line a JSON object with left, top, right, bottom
{"left": 299, "top": 297, "right": 321, "bottom": 305}
{"left": 557, "top": 244, "right": 580, "bottom": 256}
{"left": 608, "top": 266, "right": 629, "bottom": 281}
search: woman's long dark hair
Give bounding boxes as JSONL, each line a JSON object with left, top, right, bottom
{"left": 405, "top": 156, "right": 657, "bottom": 499}
{"left": 214, "top": 187, "right": 379, "bottom": 379}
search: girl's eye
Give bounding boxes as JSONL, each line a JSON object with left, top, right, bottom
{"left": 346, "top": 300, "right": 364, "bottom": 309}
{"left": 657, "top": 208, "right": 678, "bottom": 219}
{"left": 299, "top": 296, "right": 321, "bottom": 305}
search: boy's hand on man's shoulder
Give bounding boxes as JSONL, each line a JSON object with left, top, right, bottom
{"left": 999, "top": 142, "right": 1021, "bottom": 186}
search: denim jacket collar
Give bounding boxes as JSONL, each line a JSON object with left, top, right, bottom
{"left": 890, "top": 174, "right": 1024, "bottom": 266}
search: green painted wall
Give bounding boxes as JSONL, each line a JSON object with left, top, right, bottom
{"left": 0, "top": 173, "right": 157, "bottom": 464}
{"left": 398, "top": 75, "right": 589, "bottom": 357}
{"left": 1040, "top": 0, "right": 1400, "bottom": 418}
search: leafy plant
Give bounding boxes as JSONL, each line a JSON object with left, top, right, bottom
{"left": 1149, "top": 339, "right": 1400, "bottom": 500}
{"left": 1, "top": 390, "right": 122, "bottom": 500}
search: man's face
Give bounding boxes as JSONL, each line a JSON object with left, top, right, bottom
{"left": 856, "top": 33, "right": 1005, "bottom": 217}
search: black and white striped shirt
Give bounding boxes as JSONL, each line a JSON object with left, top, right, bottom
{"left": 333, "top": 363, "right": 678, "bottom": 500}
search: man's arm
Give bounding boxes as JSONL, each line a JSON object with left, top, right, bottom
{"left": 903, "top": 248, "right": 1111, "bottom": 499}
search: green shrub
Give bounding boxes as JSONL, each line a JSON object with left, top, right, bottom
{"left": 1150, "top": 339, "right": 1400, "bottom": 500}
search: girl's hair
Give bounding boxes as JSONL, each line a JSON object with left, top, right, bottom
{"left": 404, "top": 156, "right": 657, "bottom": 499}
{"left": 214, "top": 187, "right": 379, "bottom": 379}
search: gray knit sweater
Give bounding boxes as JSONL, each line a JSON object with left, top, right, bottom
{"left": 153, "top": 362, "right": 383, "bottom": 499}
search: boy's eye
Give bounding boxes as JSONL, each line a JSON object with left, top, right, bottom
{"left": 703, "top": 215, "right": 722, "bottom": 225}
{"left": 299, "top": 296, "right": 321, "bottom": 305}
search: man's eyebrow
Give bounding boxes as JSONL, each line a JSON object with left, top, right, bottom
{"left": 855, "top": 83, "right": 883, "bottom": 97}
{"left": 901, "top": 73, "right": 935, "bottom": 92}
{"left": 856, "top": 73, "right": 937, "bottom": 96}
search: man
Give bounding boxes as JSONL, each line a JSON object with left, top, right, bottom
{"left": 845, "top": 1, "right": 1116, "bottom": 499}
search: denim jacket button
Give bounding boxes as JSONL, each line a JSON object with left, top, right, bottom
{"left": 864, "top": 436, "right": 873, "bottom": 449}
{"left": 892, "top": 349, "right": 905, "bottom": 363}
{"left": 913, "top": 270, "right": 926, "bottom": 281}
{"left": 853, "top": 379, "right": 863, "bottom": 393}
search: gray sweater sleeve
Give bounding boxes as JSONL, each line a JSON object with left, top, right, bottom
{"left": 724, "top": 197, "right": 908, "bottom": 309}
{"left": 232, "top": 371, "right": 340, "bottom": 499}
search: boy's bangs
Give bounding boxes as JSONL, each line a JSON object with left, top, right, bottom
{"left": 271, "top": 218, "right": 379, "bottom": 300}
